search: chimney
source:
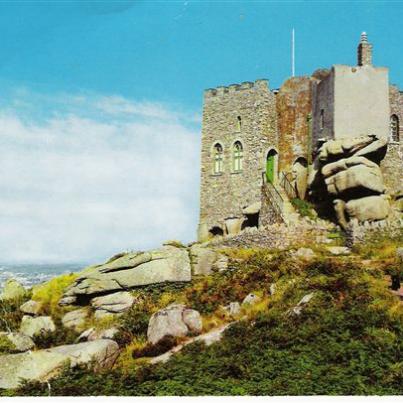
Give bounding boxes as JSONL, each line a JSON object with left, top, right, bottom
{"left": 357, "top": 31, "right": 373, "bottom": 66}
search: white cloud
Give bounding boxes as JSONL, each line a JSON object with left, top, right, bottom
{"left": 0, "top": 91, "right": 201, "bottom": 263}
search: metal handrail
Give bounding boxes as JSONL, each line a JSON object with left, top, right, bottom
{"left": 261, "top": 172, "right": 285, "bottom": 223}
{"left": 280, "top": 171, "right": 297, "bottom": 200}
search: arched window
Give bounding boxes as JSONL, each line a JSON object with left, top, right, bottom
{"left": 237, "top": 116, "right": 242, "bottom": 131}
{"left": 390, "top": 115, "right": 400, "bottom": 142}
{"left": 213, "top": 143, "right": 223, "bottom": 174}
{"left": 233, "top": 141, "right": 243, "bottom": 172}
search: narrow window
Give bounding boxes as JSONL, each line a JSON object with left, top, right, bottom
{"left": 213, "top": 143, "right": 223, "bottom": 174}
{"left": 237, "top": 116, "right": 242, "bottom": 131}
{"left": 320, "top": 109, "right": 325, "bottom": 130}
{"left": 390, "top": 114, "right": 400, "bottom": 142}
{"left": 233, "top": 141, "right": 243, "bottom": 172}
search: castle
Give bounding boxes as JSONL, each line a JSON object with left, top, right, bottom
{"left": 198, "top": 33, "right": 402, "bottom": 242}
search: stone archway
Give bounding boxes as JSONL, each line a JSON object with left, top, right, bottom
{"left": 266, "top": 149, "right": 278, "bottom": 184}
{"left": 208, "top": 226, "right": 224, "bottom": 238}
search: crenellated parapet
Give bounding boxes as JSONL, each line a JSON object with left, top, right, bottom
{"left": 204, "top": 79, "right": 269, "bottom": 98}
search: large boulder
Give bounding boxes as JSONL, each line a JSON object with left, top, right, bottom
{"left": 292, "top": 247, "right": 316, "bottom": 261}
{"left": 77, "top": 327, "right": 119, "bottom": 342}
{"left": 190, "top": 244, "right": 228, "bottom": 275}
{"left": 324, "top": 164, "right": 384, "bottom": 196}
{"left": 0, "top": 279, "right": 26, "bottom": 301}
{"left": 344, "top": 195, "right": 390, "bottom": 222}
{"left": 225, "top": 217, "right": 243, "bottom": 236}
{"left": 0, "top": 332, "right": 35, "bottom": 352}
{"left": 310, "top": 135, "right": 390, "bottom": 227}
{"left": 223, "top": 302, "right": 241, "bottom": 317}
{"left": 242, "top": 293, "right": 262, "bottom": 306}
{"left": 321, "top": 156, "right": 378, "bottom": 178}
{"left": 0, "top": 339, "right": 119, "bottom": 389}
{"left": 62, "top": 245, "right": 191, "bottom": 300}
{"left": 326, "top": 246, "right": 351, "bottom": 256}
{"left": 147, "top": 304, "right": 202, "bottom": 345}
{"left": 20, "top": 315, "right": 56, "bottom": 338}
{"left": 20, "top": 300, "right": 43, "bottom": 316}
{"left": 91, "top": 291, "right": 135, "bottom": 315}
{"left": 61, "top": 308, "right": 89, "bottom": 331}
{"left": 318, "top": 135, "right": 387, "bottom": 162}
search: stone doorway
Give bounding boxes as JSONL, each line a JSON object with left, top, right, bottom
{"left": 266, "top": 149, "right": 278, "bottom": 183}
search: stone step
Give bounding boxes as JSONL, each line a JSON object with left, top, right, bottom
{"left": 273, "top": 183, "right": 297, "bottom": 217}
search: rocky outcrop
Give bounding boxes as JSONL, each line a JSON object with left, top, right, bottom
{"left": 292, "top": 247, "right": 316, "bottom": 260}
{"left": 326, "top": 246, "right": 351, "bottom": 255}
{"left": 91, "top": 291, "right": 135, "bottom": 316}
{"left": 20, "top": 315, "right": 56, "bottom": 338}
{"left": 189, "top": 244, "right": 228, "bottom": 275}
{"left": 242, "top": 293, "right": 262, "bottom": 306}
{"left": 62, "top": 245, "right": 191, "bottom": 301}
{"left": 61, "top": 308, "right": 89, "bottom": 331}
{"left": 147, "top": 304, "right": 202, "bottom": 345}
{"left": 0, "top": 339, "right": 119, "bottom": 389}
{"left": 0, "top": 279, "right": 26, "bottom": 301}
{"left": 77, "top": 327, "right": 119, "bottom": 342}
{"left": 309, "top": 135, "right": 390, "bottom": 229}
{"left": 289, "top": 293, "right": 315, "bottom": 316}
{"left": 223, "top": 302, "right": 241, "bottom": 317}
{"left": 20, "top": 300, "right": 43, "bottom": 316}
{"left": 338, "top": 195, "right": 390, "bottom": 222}
{"left": 0, "top": 332, "right": 35, "bottom": 352}
{"left": 150, "top": 323, "right": 233, "bottom": 365}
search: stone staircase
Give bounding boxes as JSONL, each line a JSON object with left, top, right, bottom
{"left": 275, "top": 183, "right": 299, "bottom": 224}
{"left": 261, "top": 173, "right": 299, "bottom": 225}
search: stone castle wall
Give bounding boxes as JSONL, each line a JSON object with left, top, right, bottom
{"left": 382, "top": 86, "right": 403, "bottom": 195}
{"left": 312, "top": 69, "right": 334, "bottom": 144}
{"left": 198, "top": 79, "right": 277, "bottom": 240}
{"left": 332, "top": 65, "right": 390, "bottom": 140}
{"left": 276, "top": 76, "right": 313, "bottom": 174}
{"left": 312, "top": 65, "right": 390, "bottom": 143}
{"left": 198, "top": 34, "right": 402, "bottom": 239}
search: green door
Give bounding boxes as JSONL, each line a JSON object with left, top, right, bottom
{"left": 266, "top": 154, "right": 275, "bottom": 183}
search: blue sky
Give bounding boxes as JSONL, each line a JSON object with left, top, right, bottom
{"left": 0, "top": 1, "right": 402, "bottom": 263}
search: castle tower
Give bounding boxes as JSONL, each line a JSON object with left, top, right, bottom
{"left": 357, "top": 31, "right": 373, "bottom": 66}
{"left": 312, "top": 31, "right": 389, "bottom": 143}
{"left": 197, "top": 80, "right": 278, "bottom": 241}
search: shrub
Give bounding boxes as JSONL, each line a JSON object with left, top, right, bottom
{"left": 118, "top": 296, "right": 154, "bottom": 344}
{"left": 132, "top": 335, "right": 177, "bottom": 359}
{"left": 0, "top": 334, "right": 14, "bottom": 354}
{"left": 0, "top": 294, "right": 30, "bottom": 332}
{"left": 291, "top": 198, "right": 317, "bottom": 220}
{"left": 31, "top": 273, "right": 78, "bottom": 315}
{"left": 8, "top": 249, "right": 403, "bottom": 396}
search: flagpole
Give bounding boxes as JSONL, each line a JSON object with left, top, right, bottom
{"left": 292, "top": 28, "right": 295, "bottom": 77}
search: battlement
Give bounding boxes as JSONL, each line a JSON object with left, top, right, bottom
{"left": 204, "top": 79, "right": 269, "bottom": 98}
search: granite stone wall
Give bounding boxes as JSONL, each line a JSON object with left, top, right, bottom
{"left": 198, "top": 79, "right": 278, "bottom": 241}
{"left": 312, "top": 69, "right": 334, "bottom": 144}
{"left": 382, "top": 85, "right": 403, "bottom": 195}
{"left": 276, "top": 76, "right": 312, "bottom": 174}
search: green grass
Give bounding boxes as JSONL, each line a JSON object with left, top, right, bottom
{"left": 6, "top": 248, "right": 403, "bottom": 396}
{"left": 0, "top": 335, "right": 15, "bottom": 354}
{"left": 290, "top": 198, "right": 317, "bottom": 220}
{"left": 0, "top": 294, "right": 30, "bottom": 333}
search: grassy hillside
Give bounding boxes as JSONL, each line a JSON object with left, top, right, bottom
{"left": 2, "top": 236, "right": 403, "bottom": 396}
